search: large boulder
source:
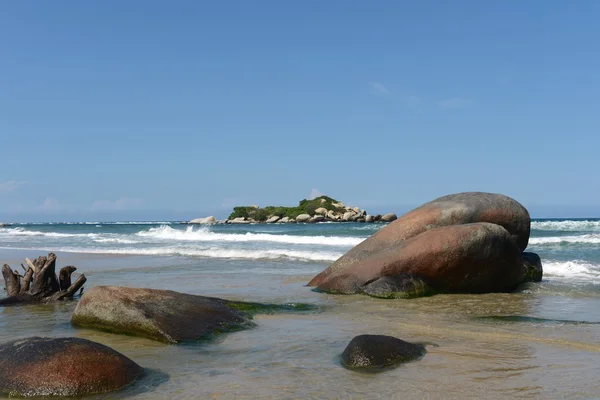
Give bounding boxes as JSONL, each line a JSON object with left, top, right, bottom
{"left": 312, "top": 222, "right": 526, "bottom": 297}
{"left": 309, "top": 215, "right": 326, "bottom": 223}
{"left": 342, "top": 211, "right": 355, "bottom": 221}
{"left": 341, "top": 334, "right": 426, "bottom": 370}
{"left": 0, "top": 337, "right": 143, "bottom": 397}
{"left": 380, "top": 213, "right": 397, "bottom": 222}
{"left": 296, "top": 214, "right": 311, "bottom": 223}
{"left": 309, "top": 192, "right": 531, "bottom": 289}
{"left": 265, "top": 215, "right": 280, "bottom": 223}
{"left": 314, "top": 207, "right": 328, "bottom": 215}
{"left": 229, "top": 217, "right": 250, "bottom": 224}
{"left": 189, "top": 216, "right": 216, "bottom": 224}
{"left": 72, "top": 286, "right": 255, "bottom": 343}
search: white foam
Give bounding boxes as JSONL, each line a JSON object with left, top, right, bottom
{"left": 542, "top": 260, "right": 600, "bottom": 279}
{"left": 136, "top": 225, "right": 365, "bottom": 246}
{"left": 0, "top": 245, "right": 341, "bottom": 262}
{"left": 529, "top": 234, "right": 600, "bottom": 245}
{"left": 532, "top": 220, "right": 600, "bottom": 232}
{"left": 0, "top": 227, "right": 96, "bottom": 238}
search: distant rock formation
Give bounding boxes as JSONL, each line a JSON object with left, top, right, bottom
{"left": 211, "top": 195, "right": 397, "bottom": 224}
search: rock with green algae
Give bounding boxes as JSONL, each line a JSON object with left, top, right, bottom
{"left": 0, "top": 337, "right": 143, "bottom": 397}
{"left": 340, "top": 334, "right": 426, "bottom": 371}
{"left": 362, "top": 275, "right": 434, "bottom": 299}
{"left": 72, "top": 286, "right": 319, "bottom": 343}
{"left": 521, "top": 252, "right": 543, "bottom": 282}
{"left": 71, "top": 286, "right": 256, "bottom": 343}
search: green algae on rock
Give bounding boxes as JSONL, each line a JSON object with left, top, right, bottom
{"left": 71, "top": 286, "right": 256, "bottom": 343}
{"left": 72, "top": 286, "right": 320, "bottom": 343}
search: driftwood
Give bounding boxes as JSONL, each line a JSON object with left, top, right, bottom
{"left": 1, "top": 253, "right": 86, "bottom": 306}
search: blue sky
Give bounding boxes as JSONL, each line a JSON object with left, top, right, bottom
{"left": 1, "top": 1, "right": 599, "bottom": 221}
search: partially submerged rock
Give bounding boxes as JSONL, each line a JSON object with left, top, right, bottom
{"left": 309, "top": 192, "right": 540, "bottom": 298}
{"left": 341, "top": 334, "right": 426, "bottom": 371}
{"left": 315, "top": 223, "right": 525, "bottom": 296}
{"left": 0, "top": 337, "right": 143, "bottom": 397}
{"left": 71, "top": 286, "right": 256, "bottom": 343}
{"left": 522, "top": 252, "right": 543, "bottom": 282}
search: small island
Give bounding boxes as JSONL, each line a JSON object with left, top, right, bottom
{"left": 189, "top": 196, "right": 397, "bottom": 224}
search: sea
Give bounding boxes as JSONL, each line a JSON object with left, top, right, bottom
{"left": 0, "top": 219, "right": 599, "bottom": 399}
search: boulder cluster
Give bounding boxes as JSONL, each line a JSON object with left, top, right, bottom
{"left": 309, "top": 192, "right": 543, "bottom": 298}
{"left": 189, "top": 200, "right": 398, "bottom": 225}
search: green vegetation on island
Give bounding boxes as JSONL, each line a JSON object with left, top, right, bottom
{"left": 228, "top": 196, "right": 343, "bottom": 221}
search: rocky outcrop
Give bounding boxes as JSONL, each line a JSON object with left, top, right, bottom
{"left": 222, "top": 196, "right": 394, "bottom": 224}
{"left": 189, "top": 216, "right": 217, "bottom": 224}
{"left": 309, "top": 192, "right": 541, "bottom": 298}
{"left": 71, "top": 286, "right": 256, "bottom": 343}
{"left": 340, "top": 335, "right": 426, "bottom": 370}
{"left": 229, "top": 217, "right": 251, "bottom": 224}
{"left": 0, "top": 337, "right": 143, "bottom": 397}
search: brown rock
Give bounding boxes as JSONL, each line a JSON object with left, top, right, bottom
{"left": 312, "top": 222, "right": 525, "bottom": 296}
{"left": 0, "top": 337, "right": 143, "bottom": 397}
{"left": 380, "top": 213, "right": 397, "bottom": 222}
{"left": 71, "top": 286, "right": 255, "bottom": 343}
{"left": 309, "top": 192, "right": 530, "bottom": 288}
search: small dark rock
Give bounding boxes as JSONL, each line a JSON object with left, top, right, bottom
{"left": 0, "top": 337, "right": 144, "bottom": 397}
{"left": 522, "top": 252, "right": 543, "bottom": 282}
{"left": 340, "top": 334, "right": 426, "bottom": 371}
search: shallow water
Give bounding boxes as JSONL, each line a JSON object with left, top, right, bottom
{"left": 0, "top": 220, "right": 599, "bottom": 399}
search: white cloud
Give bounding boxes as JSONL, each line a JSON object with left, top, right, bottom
{"left": 91, "top": 197, "right": 143, "bottom": 211}
{"left": 37, "top": 197, "right": 61, "bottom": 212}
{"left": 0, "top": 181, "right": 27, "bottom": 195}
{"left": 308, "top": 188, "right": 324, "bottom": 200}
{"left": 438, "top": 97, "right": 471, "bottom": 109}
{"left": 369, "top": 82, "right": 389, "bottom": 95}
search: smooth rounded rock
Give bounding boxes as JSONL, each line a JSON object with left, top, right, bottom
{"left": 189, "top": 216, "right": 216, "bottom": 224}
{"left": 313, "top": 223, "right": 525, "bottom": 296}
{"left": 309, "top": 192, "right": 531, "bottom": 289}
{"left": 72, "top": 286, "right": 255, "bottom": 343}
{"left": 341, "top": 334, "right": 426, "bottom": 370}
{"left": 295, "top": 214, "right": 311, "bottom": 223}
{"left": 0, "top": 337, "right": 143, "bottom": 397}
{"left": 380, "top": 213, "right": 397, "bottom": 222}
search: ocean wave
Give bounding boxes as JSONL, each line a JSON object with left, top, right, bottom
{"left": 136, "top": 225, "right": 365, "bottom": 246}
{"left": 542, "top": 260, "right": 600, "bottom": 279}
{"left": 0, "top": 227, "right": 97, "bottom": 238}
{"left": 531, "top": 220, "right": 600, "bottom": 232}
{"left": 529, "top": 234, "right": 600, "bottom": 245}
{"left": 0, "top": 245, "right": 341, "bottom": 262}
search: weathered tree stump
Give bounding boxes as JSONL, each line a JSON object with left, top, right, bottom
{"left": 1, "top": 253, "right": 86, "bottom": 306}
